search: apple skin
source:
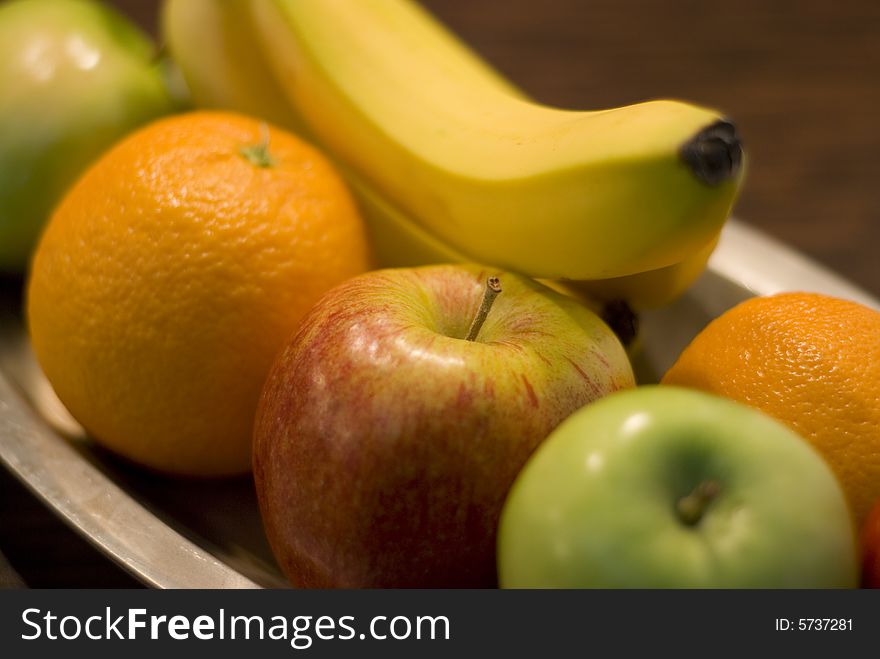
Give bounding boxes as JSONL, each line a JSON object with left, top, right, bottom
{"left": 253, "top": 264, "right": 635, "bottom": 588}
{"left": 0, "top": 0, "right": 177, "bottom": 271}
{"left": 498, "top": 386, "right": 858, "bottom": 588}
{"left": 860, "top": 498, "right": 880, "bottom": 587}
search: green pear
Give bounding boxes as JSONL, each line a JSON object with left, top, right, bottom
{"left": 0, "top": 0, "right": 177, "bottom": 271}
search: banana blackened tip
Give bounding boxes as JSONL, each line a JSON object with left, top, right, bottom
{"left": 679, "top": 120, "right": 743, "bottom": 186}
{"left": 601, "top": 299, "right": 639, "bottom": 348}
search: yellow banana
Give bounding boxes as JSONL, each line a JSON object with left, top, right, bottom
{"left": 161, "top": 0, "right": 296, "bottom": 129}
{"left": 250, "top": 0, "right": 743, "bottom": 280}
{"left": 561, "top": 235, "right": 720, "bottom": 309}
{"left": 163, "top": 0, "right": 730, "bottom": 304}
{"left": 355, "top": 169, "right": 720, "bottom": 310}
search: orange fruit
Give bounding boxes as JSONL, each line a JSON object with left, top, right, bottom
{"left": 662, "top": 292, "right": 880, "bottom": 525}
{"left": 27, "top": 111, "right": 371, "bottom": 476}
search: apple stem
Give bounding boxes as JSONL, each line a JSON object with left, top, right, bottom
{"left": 676, "top": 480, "right": 721, "bottom": 526}
{"left": 240, "top": 122, "right": 275, "bottom": 168}
{"left": 465, "top": 276, "right": 502, "bottom": 341}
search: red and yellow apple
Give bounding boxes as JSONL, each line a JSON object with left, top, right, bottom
{"left": 861, "top": 497, "right": 880, "bottom": 587}
{"left": 253, "top": 264, "right": 634, "bottom": 588}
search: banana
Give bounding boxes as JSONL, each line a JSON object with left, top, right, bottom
{"left": 163, "top": 0, "right": 731, "bottom": 305}
{"left": 354, "top": 168, "right": 721, "bottom": 309}
{"left": 161, "top": 0, "right": 296, "bottom": 129}
{"left": 562, "top": 235, "right": 721, "bottom": 309}
{"left": 249, "top": 0, "right": 743, "bottom": 280}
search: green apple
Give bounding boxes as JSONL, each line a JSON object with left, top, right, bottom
{"left": 253, "top": 264, "right": 635, "bottom": 588}
{"left": 0, "top": 0, "right": 177, "bottom": 271}
{"left": 498, "top": 385, "right": 858, "bottom": 588}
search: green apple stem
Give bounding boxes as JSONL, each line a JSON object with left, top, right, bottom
{"left": 465, "top": 276, "right": 502, "bottom": 341}
{"left": 240, "top": 122, "right": 275, "bottom": 168}
{"left": 676, "top": 480, "right": 721, "bottom": 526}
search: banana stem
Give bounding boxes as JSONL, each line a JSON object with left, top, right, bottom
{"left": 465, "top": 277, "right": 502, "bottom": 341}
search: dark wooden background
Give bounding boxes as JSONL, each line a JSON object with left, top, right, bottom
{"left": 2, "top": 0, "right": 878, "bottom": 587}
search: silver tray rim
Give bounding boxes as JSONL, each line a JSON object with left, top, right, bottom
{"left": 1, "top": 218, "right": 878, "bottom": 589}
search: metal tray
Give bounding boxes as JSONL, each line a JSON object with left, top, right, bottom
{"left": 1, "top": 219, "right": 878, "bottom": 588}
